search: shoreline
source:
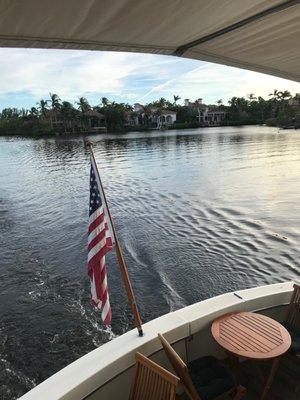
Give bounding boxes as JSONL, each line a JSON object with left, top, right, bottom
{"left": 1, "top": 122, "right": 293, "bottom": 139}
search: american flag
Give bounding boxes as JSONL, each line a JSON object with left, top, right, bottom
{"left": 87, "top": 156, "right": 114, "bottom": 325}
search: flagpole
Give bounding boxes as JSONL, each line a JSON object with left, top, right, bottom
{"left": 86, "top": 141, "right": 143, "bottom": 337}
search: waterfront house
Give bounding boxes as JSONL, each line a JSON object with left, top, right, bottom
{"left": 160, "top": 110, "right": 177, "bottom": 125}
{"left": 148, "top": 108, "right": 177, "bottom": 128}
{"left": 185, "top": 98, "right": 226, "bottom": 126}
{"left": 197, "top": 107, "right": 226, "bottom": 125}
{"left": 84, "top": 110, "right": 106, "bottom": 131}
{"left": 125, "top": 111, "right": 139, "bottom": 126}
{"left": 44, "top": 109, "right": 64, "bottom": 129}
{"left": 133, "top": 103, "right": 144, "bottom": 112}
{"left": 126, "top": 104, "right": 177, "bottom": 128}
{"left": 288, "top": 93, "right": 300, "bottom": 108}
{"left": 184, "top": 98, "right": 204, "bottom": 108}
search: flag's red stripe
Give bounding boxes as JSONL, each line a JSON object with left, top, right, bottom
{"left": 88, "top": 212, "right": 105, "bottom": 234}
{"left": 103, "top": 308, "right": 112, "bottom": 325}
{"left": 89, "top": 264, "right": 111, "bottom": 325}
{"left": 87, "top": 245, "right": 112, "bottom": 274}
{"left": 88, "top": 228, "right": 107, "bottom": 252}
{"left": 100, "top": 264, "right": 107, "bottom": 281}
{"left": 106, "top": 236, "right": 113, "bottom": 248}
{"left": 99, "top": 268, "right": 108, "bottom": 302}
{"left": 92, "top": 264, "right": 105, "bottom": 299}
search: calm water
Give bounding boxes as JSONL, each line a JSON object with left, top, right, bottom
{"left": 0, "top": 126, "right": 299, "bottom": 398}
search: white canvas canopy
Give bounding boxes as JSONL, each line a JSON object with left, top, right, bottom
{"left": 0, "top": 0, "right": 299, "bottom": 81}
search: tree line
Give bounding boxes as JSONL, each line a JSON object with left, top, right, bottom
{"left": 224, "top": 90, "right": 299, "bottom": 128}
{"left": 0, "top": 90, "right": 299, "bottom": 136}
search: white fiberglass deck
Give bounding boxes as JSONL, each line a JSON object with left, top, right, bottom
{"left": 19, "top": 282, "right": 294, "bottom": 400}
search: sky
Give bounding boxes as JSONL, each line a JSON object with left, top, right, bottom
{"left": 0, "top": 48, "right": 299, "bottom": 110}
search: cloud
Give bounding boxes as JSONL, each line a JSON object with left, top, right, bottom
{"left": 140, "top": 63, "right": 300, "bottom": 104}
{"left": 0, "top": 48, "right": 299, "bottom": 108}
{"left": 0, "top": 49, "right": 177, "bottom": 102}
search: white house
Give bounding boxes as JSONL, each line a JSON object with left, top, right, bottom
{"left": 185, "top": 98, "right": 226, "bottom": 126}
{"left": 288, "top": 94, "right": 300, "bottom": 107}
{"left": 126, "top": 105, "right": 177, "bottom": 128}
{"left": 133, "top": 103, "right": 144, "bottom": 112}
{"left": 148, "top": 108, "right": 177, "bottom": 128}
{"left": 158, "top": 110, "right": 177, "bottom": 126}
{"left": 197, "top": 108, "right": 226, "bottom": 125}
{"left": 125, "top": 111, "right": 139, "bottom": 126}
{"left": 184, "top": 98, "right": 203, "bottom": 107}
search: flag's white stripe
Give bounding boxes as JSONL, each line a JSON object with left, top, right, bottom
{"left": 99, "top": 256, "right": 105, "bottom": 268}
{"left": 88, "top": 237, "right": 107, "bottom": 261}
{"left": 90, "top": 276, "right": 99, "bottom": 304}
{"left": 89, "top": 206, "right": 104, "bottom": 224}
{"left": 101, "top": 274, "right": 108, "bottom": 291}
{"left": 90, "top": 261, "right": 109, "bottom": 316}
{"left": 88, "top": 220, "right": 107, "bottom": 244}
{"left": 90, "top": 266, "right": 107, "bottom": 301}
{"left": 101, "top": 297, "right": 111, "bottom": 321}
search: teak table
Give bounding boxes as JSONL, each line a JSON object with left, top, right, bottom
{"left": 211, "top": 311, "right": 291, "bottom": 400}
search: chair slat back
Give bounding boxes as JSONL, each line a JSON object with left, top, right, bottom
{"left": 129, "top": 352, "right": 180, "bottom": 400}
{"left": 285, "top": 284, "right": 300, "bottom": 328}
{"left": 158, "top": 333, "right": 201, "bottom": 400}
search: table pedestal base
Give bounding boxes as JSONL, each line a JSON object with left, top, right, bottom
{"left": 260, "top": 357, "right": 280, "bottom": 400}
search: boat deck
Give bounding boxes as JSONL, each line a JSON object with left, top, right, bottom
{"left": 179, "top": 355, "right": 299, "bottom": 400}
{"left": 237, "top": 356, "right": 299, "bottom": 400}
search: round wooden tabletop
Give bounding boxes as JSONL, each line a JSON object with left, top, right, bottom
{"left": 211, "top": 312, "right": 291, "bottom": 360}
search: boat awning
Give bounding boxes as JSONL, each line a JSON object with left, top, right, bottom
{"left": 0, "top": 0, "right": 299, "bottom": 82}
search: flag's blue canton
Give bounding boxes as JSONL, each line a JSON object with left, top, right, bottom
{"left": 89, "top": 165, "right": 103, "bottom": 216}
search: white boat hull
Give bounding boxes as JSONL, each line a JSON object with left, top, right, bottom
{"left": 19, "top": 282, "right": 294, "bottom": 400}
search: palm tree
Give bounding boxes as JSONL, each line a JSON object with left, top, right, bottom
{"left": 268, "top": 89, "right": 282, "bottom": 101}
{"left": 158, "top": 97, "right": 167, "bottom": 108}
{"left": 20, "top": 108, "right": 29, "bottom": 117}
{"left": 142, "top": 104, "right": 152, "bottom": 126}
{"left": 268, "top": 90, "right": 282, "bottom": 116}
{"left": 60, "top": 101, "right": 77, "bottom": 133}
{"left": 76, "top": 97, "right": 91, "bottom": 131}
{"left": 228, "top": 96, "right": 248, "bottom": 109}
{"left": 173, "top": 95, "right": 181, "bottom": 105}
{"left": 154, "top": 107, "right": 163, "bottom": 129}
{"left": 101, "top": 97, "right": 110, "bottom": 107}
{"left": 37, "top": 99, "right": 48, "bottom": 116}
{"left": 280, "top": 90, "right": 292, "bottom": 101}
{"left": 277, "top": 90, "right": 292, "bottom": 113}
{"left": 257, "top": 96, "right": 266, "bottom": 121}
{"left": 76, "top": 97, "right": 91, "bottom": 113}
{"left": 49, "top": 93, "right": 61, "bottom": 109}
{"left": 247, "top": 93, "right": 257, "bottom": 101}
{"left": 29, "top": 107, "right": 39, "bottom": 117}
{"left": 228, "top": 96, "right": 249, "bottom": 118}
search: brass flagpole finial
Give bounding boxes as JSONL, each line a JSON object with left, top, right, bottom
{"left": 84, "top": 139, "right": 94, "bottom": 148}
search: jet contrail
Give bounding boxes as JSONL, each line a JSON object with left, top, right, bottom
{"left": 137, "top": 64, "right": 207, "bottom": 102}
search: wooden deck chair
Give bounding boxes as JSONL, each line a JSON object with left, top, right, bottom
{"left": 282, "top": 284, "right": 300, "bottom": 390}
{"left": 284, "top": 283, "right": 300, "bottom": 355}
{"left": 158, "top": 333, "right": 245, "bottom": 400}
{"left": 129, "top": 352, "right": 180, "bottom": 400}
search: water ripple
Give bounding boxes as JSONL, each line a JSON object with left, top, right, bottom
{"left": 0, "top": 126, "right": 299, "bottom": 399}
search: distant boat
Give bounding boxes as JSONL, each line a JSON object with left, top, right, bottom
{"left": 279, "top": 125, "right": 298, "bottom": 130}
